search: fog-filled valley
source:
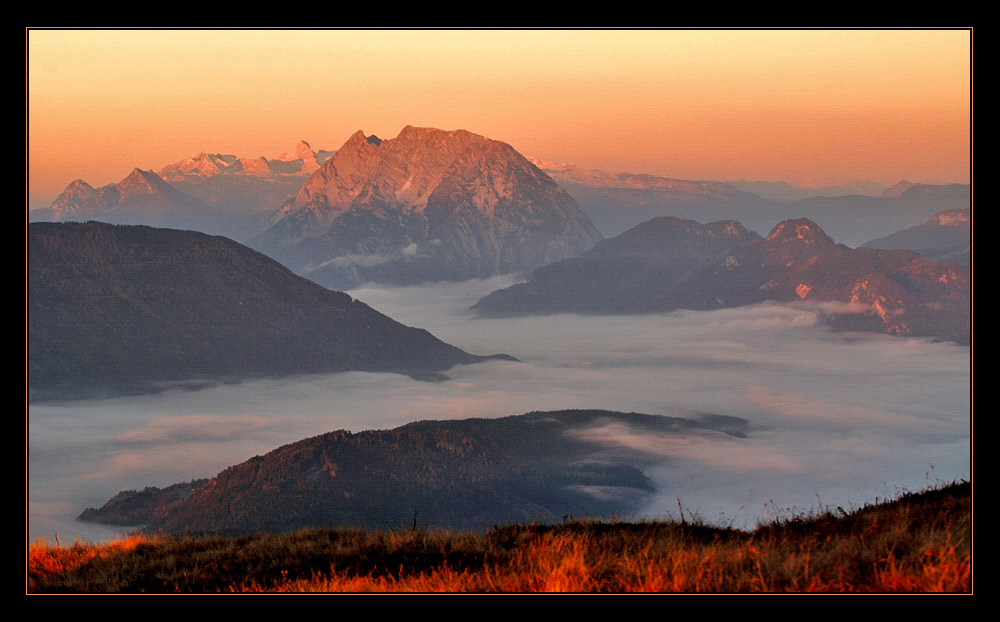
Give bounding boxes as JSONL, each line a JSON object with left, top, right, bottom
{"left": 25, "top": 31, "right": 974, "bottom": 596}
{"left": 27, "top": 125, "right": 971, "bottom": 542}
{"left": 28, "top": 276, "right": 969, "bottom": 542}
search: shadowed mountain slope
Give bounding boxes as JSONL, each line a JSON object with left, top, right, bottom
{"left": 79, "top": 409, "right": 748, "bottom": 533}
{"left": 28, "top": 221, "right": 509, "bottom": 401}
{"left": 862, "top": 208, "right": 970, "bottom": 265}
{"left": 473, "top": 216, "right": 970, "bottom": 343}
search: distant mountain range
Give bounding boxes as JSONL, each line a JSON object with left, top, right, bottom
{"left": 31, "top": 167, "right": 220, "bottom": 228}
{"left": 473, "top": 216, "right": 970, "bottom": 344}
{"left": 862, "top": 208, "right": 971, "bottom": 265}
{"left": 158, "top": 140, "right": 335, "bottom": 182}
{"left": 31, "top": 129, "right": 606, "bottom": 289}
{"left": 534, "top": 159, "right": 970, "bottom": 246}
{"left": 29, "top": 142, "right": 335, "bottom": 241}
{"left": 28, "top": 221, "right": 511, "bottom": 402}
{"left": 776, "top": 185, "right": 970, "bottom": 248}
{"left": 727, "top": 178, "right": 893, "bottom": 202}
{"left": 155, "top": 141, "right": 337, "bottom": 235}
{"left": 248, "top": 126, "right": 603, "bottom": 290}
{"left": 28, "top": 127, "right": 970, "bottom": 285}
{"left": 79, "top": 409, "right": 749, "bottom": 533}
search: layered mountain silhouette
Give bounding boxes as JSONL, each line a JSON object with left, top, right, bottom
{"left": 473, "top": 217, "right": 970, "bottom": 344}
{"left": 28, "top": 221, "right": 511, "bottom": 401}
{"left": 30, "top": 143, "right": 336, "bottom": 242}
{"left": 79, "top": 409, "right": 748, "bottom": 533}
{"left": 780, "top": 184, "right": 970, "bottom": 248}
{"left": 158, "top": 140, "right": 334, "bottom": 181}
{"left": 30, "top": 132, "right": 968, "bottom": 255}
{"left": 32, "top": 168, "right": 207, "bottom": 223}
{"left": 249, "top": 126, "right": 603, "bottom": 290}
{"left": 727, "top": 179, "right": 891, "bottom": 202}
{"left": 862, "top": 208, "right": 970, "bottom": 265}
{"left": 532, "top": 158, "right": 768, "bottom": 238}
{"left": 156, "top": 141, "right": 336, "bottom": 229}
{"left": 536, "top": 158, "right": 970, "bottom": 247}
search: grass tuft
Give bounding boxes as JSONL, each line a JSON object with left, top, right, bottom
{"left": 28, "top": 481, "right": 970, "bottom": 593}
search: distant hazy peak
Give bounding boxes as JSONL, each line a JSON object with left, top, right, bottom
{"left": 276, "top": 140, "right": 313, "bottom": 159}
{"left": 275, "top": 140, "right": 320, "bottom": 172}
{"left": 158, "top": 143, "right": 328, "bottom": 180}
{"left": 929, "top": 208, "right": 971, "bottom": 227}
{"left": 122, "top": 167, "right": 162, "bottom": 183}
{"left": 65, "top": 179, "right": 95, "bottom": 192}
{"left": 881, "top": 180, "right": 916, "bottom": 197}
{"left": 115, "top": 168, "right": 177, "bottom": 196}
{"left": 527, "top": 156, "right": 575, "bottom": 172}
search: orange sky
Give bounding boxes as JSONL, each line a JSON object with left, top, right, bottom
{"left": 27, "top": 28, "right": 971, "bottom": 209}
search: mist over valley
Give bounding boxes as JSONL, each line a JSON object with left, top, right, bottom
{"left": 29, "top": 277, "right": 969, "bottom": 541}
{"left": 27, "top": 127, "right": 970, "bottom": 542}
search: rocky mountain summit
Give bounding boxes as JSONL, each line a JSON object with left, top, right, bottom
{"left": 249, "top": 126, "right": 603, "bottom": 290}
{"left": 474, "top": 216, "right": 970, "bottom": 343}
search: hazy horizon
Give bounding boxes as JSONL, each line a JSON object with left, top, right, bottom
{"left": 27, "top": 29, "right": 971, "bottom": 208}
{"left": 28, "top": 277, "right": 970, "bottom": 542}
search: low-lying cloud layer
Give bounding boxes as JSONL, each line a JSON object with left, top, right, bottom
{"left": 28, "top": 277, "right": 970, "bottom": 540}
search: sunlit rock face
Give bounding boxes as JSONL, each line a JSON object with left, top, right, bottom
{"left": 250, "top": 126, "right": 603, "bottom": 290}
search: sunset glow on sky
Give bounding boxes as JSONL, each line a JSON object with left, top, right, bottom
{"left": 27, "top": 28, "right": 971, "bottom": 208}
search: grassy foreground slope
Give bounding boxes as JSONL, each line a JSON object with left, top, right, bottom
{"left": 29, "top": 481, "right": 970, "bottom": 593}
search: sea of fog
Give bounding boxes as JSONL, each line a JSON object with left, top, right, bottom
{"left": 28, "top": 276, "right": 971, "bottom": 542}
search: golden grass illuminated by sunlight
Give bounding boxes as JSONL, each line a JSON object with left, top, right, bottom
{"left": 28, "top": 482, "right": 971, "bottom": 594}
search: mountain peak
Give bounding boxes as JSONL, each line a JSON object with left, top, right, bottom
{"left": 120, "top": 168, "right": 169, "bottom": 190}
{"left": 881, "top": 180, "right": 916, "bottom": 197}
{"left": 765, "top": 218, "right": 835, "bottom": 246}
{"left": 294, "top": 140, "right": 314, "bottom": 159}
{"left": 47, "top": 180, "right": 98, "bottom": 215}
{"left": 277, "top": 140, "right": 316, "bottom": 161}
{"left": 110, "top": 169, "right": 192, "bottom": 207}
{"left": 289, "top": 126, "right": 504, "bottom": 221}
{"left": 120, "top": 167, "right": 153, "bottom": 186}
{"left": 929, "top": 208, "right": 971, "bottom": 227}
{"left": 66, "top": 179, "right": 94, "bottom": 192}
{"left": 251, "top": 125, "right": 603, "bottom": 289}
{"left": 273, "top": 141, "right": 320, "bottom": 173}
{"left": 342, "top": 129, "right": 383, "bottom": 147}
{"left": 398, "top": 125, "right": 436, "bottom": 138}
{"left": 392, "top": 126, "right": 485, "bottom": 149}
{"left": 528, "top": 157, "right": 575, "bottom": 173}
